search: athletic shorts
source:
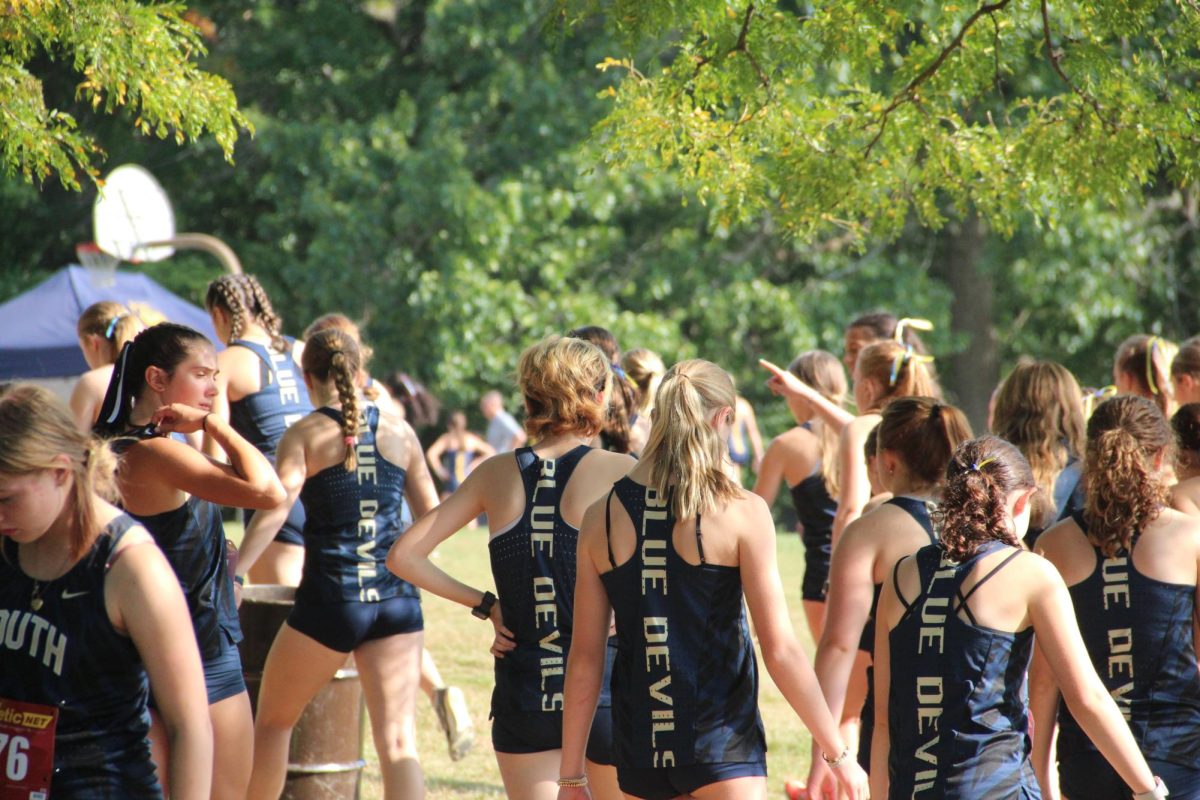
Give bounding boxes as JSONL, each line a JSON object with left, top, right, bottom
{"left": 491, "top": 705, "right": 615, "bottom": 764}
{"left": 1058, "top": 731, "right": 1200, "bottom": 800}
{"left": 801, "top": 540, "right": 832, "bottom": 601}
{"left": 618, "top": 760, "right": 767, "bottom": 800}
{"left": 245, "top": 502, "right": 306, "bottom": 546}
{"left": 149, "top": 631, "right": 244, "bottom": 709}
{"left": 287, "top": 595, "right": 423, "bottom": 653}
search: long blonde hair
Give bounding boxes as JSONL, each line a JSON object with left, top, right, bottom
{"left": 789, "top": 350, "right": 847, "bottom": 496}
{"left": 0, "top": 384, "right": 117, "bottom": 558}
{"left": 643, "top": 359, "right": 741, "bottom": 519}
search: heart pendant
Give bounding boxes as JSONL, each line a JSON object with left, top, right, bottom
{"left": 31, "top": 598, "right": 43, "bottom": 611}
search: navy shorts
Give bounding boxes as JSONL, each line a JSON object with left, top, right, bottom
{"left": 245, "top": 501, "right": 306, "bottom": 546}
{"left": 288, "top": 595, "right": 423, "bottom": 653}
{"left": 618, "top": 761, "right": 767, "bottom": 800}
{"left": 491, "top": 706, "right": 614, "bottom": 764}
{"left": 150, "top": 631, "right": 245, "bottom": 709}
{"left": 801, "top": 539, "right": 832, "bottom": 602}
{"left": 1059, "top": 732, "right": 1200, "bottom": 800}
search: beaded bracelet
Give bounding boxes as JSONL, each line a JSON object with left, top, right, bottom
{"left": 557, "top": 775, "right": 588, "bottom": 788}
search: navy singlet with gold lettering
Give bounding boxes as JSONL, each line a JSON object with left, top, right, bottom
{"left": 487, "top": 444, "right": 615, "bottom": 761}
{"left": 1055, "top": 511, "right": 1200, "bottom": 800}
{"left": 228, "top": 337, "right": 313, "bottom": 546}
{"left": 888, "top": 541, "right": 1037, "bottom": 799}
{"left": 0, "top": 516, "right": 161, "bottom": 797}
{"left": 600, "top": 477, "right": 766, "bottom": 799}
{"left": 286, "top": 404, "right": 423, "bottom": 653}
{"left": 858, "top": 495, "right": 935, "bottom": 771}
{"left": 113, "top": 430, "right": 246, "bottom": 705}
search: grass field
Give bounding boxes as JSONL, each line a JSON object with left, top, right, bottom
{"left": 234, "top": 523, "right": 818, "bottom": 798}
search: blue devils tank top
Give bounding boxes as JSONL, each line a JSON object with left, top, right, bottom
{"left": 298, "top": 404, "right": 413, "bottom": 603}
{"left": 727, "top": 419, "right": 752, "bottom": 466}
{"left": 888, "top": 542, "right": 1038, "bottom": 800}
{"left": 1057, "top": 512, "right": 1200, "bottom": 767}
{"left": 127, "top": 494, "right": 243, "bottom": 661}
{"left": 227, "top": 337, "right": 312, "bottom": 454}
{"left": 601, "top": 477, "right": 766, "bottom": 769}
{"left": 859, "top": 496, "right": 938, "bottom": 772}
{"left": 789, "top": 423, "right": 837, "bottom": 554}
{"left": 0, "top": 516, "right": 160, "bottom": 797}
{"left": 860, "top": 496, "right": 936, "bottom": 654}
{"left": 488, "top": 445, "right": 595, "bottom": 716}
{"left": 113, "top": 427, "right": 243, "bottom": 661}
{"left": 228, "top": 337, "right": 312, "bottom": 541}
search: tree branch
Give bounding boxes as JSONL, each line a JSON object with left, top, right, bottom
{"left": 864, "top": 0, "right": 1014, "bottom": 157}
{"left": 1040, "top": 0, "right": 1112, "bottom": 127}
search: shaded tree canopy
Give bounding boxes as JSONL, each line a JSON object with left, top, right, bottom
{"left": 0, "top": 0, "right": 249, "bottom": 189}
{"left": 565, "top": 0, "right": 1200, "bottom": 241}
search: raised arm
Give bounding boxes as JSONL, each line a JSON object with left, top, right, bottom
{"left": 203, "top": 354, "right": 233, "bottom": 461}
{"left": 108, "top": 530, "right": 213, "bottom": 800}
{"left": 760, "top": 359, "right": 854, "bottom": 433}
{"left": 1027, "top": 562, "right": 1157, "bottom": 796}
{"left": 557, "top": 499, "right": 614, "bottom": 798}
{"left": 739, "top": 495, "right": 868, "bottom": 799}
{"left": 145, "top": 403, "right": 285, "bottom": 509}
{"left": 831, "top": 418, "right": 873, "bottom": 547}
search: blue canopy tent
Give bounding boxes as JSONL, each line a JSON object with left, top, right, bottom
{"left": 0, "top": 265, "right": 219, "bottom": 380}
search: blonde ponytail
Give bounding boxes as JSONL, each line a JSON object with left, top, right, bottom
{"left": 643, "top": 360, "right": 741, "bottom": 520}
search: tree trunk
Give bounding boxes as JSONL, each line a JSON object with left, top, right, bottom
{"left": 930, "top": 214, "right": 996, "bottom": 433}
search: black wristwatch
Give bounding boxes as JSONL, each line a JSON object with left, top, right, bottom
{"left": 472, "top": 591, "right": 497, "bottom": 620}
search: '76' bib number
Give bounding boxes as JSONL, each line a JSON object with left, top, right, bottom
{"left": 0, "top": 697, "right": 56, "bottom": 799}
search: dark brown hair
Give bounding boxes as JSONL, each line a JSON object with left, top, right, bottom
{"left": 847, "top": 312, "right": 930, "bottom": 354}
{"left": 1084, "top": 395, "right": 1171, "bottom": 556}
{"left": 1172, "top": 336, "right": 1200, "bottom": 380}
{"left": 877, "top": 397, "right": 973, "bottom": 486}
{"left": 302, "top": 329, "right": 363, "bottom": 471}
{"left": 1173, "top": 403, "right": 1200, "bottom": 471}
{"left": 936, "top": 436, "right": 1036, "bottom": 562}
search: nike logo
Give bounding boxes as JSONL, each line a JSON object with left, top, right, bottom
{"left": 60, "top": 589, "right": 89, "bottom": 600}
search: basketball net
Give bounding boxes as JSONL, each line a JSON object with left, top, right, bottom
{"left": 76, "top": 242, "right": 119, "bottom": 288}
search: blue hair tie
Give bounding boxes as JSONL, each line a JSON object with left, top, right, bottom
{"left": 104, "top": 313, "right": 129, "bottom": 339}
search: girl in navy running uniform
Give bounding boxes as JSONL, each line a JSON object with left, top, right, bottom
{"left": 0, "top": 384, "right": 211, "bottom": 799}
{"left": 990, "top": 360, "right": 1087, "bottom": 546}
{"left": 1033, "top": 395, "right": 1200, "bottom": 800}
{"left": 873, "top": 436, "right": 1165, "bottom": 800}
{"left": 236, "top": 329, "right": 438, "bottom": 799}
{"left": 96, "top": 323, "right": 286, "bottom": 800}
{"left": 69, "top": 301, "right": 145, "bottom": 431}
{"left": 804, "top": 397, "right": 971, "bottom": 797}
{"left": 206, "top": 274, "right": 313, "bottom": 586}
{"left": 753, "top": 350, "right": 848, "bottom": 640}
{"left": 559, "top": 359, "right": 868, "bottom": 800}
{"left": 390, "top": 335, "right": 635, "bottom": 800}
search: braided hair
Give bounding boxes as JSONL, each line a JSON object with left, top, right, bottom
{"left": 205, "top": 274, "right": 287, "bottom": 352}
{"left": 302, "top": 329, "right": 363, "bottom": 472}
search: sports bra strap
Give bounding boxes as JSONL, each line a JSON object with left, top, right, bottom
{"left": 695, "top": 515, "right": 705, "bottom": 565}
{"left": 893, "top": 556, "right": 914, "bottom": 611}
{"left": 604, "top": 488, "right": 617, "bottom": 569}
{"left": 955, "top": 547, "right": 1023, "bottom": 623}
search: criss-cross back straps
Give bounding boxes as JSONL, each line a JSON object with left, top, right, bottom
{"left": 955, "top": 548, "right": 1024, "bottom": 625}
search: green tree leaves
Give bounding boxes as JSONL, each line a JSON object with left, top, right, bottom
{"left": 0, "top": 0, "right": 250, "bottom": 188}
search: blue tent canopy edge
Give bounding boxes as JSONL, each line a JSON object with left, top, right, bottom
{"left": 0, "top": 264, "right": 220, "bottom": 380}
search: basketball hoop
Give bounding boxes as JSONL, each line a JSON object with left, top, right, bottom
{"left": 76, "top": 242, "right": 119, "bottom": 288}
